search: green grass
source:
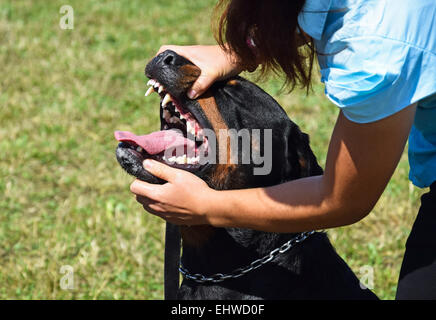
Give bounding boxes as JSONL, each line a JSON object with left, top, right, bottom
{"left": 0, "top": 0, "right": 427, "bottom": 299}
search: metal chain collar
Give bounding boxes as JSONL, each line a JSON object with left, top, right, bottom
{"left": 179, "top": 230, "right": 315, "bottom": 284}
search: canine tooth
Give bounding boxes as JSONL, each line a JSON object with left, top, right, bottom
{"left": 147, "top": 80, "right": 154, "bottom": 86}
{"left": 154, "top": 82, "right": 160, "bottom": 89}
{"left": 168, "top": 156, "right": 176, "bottom": 163}
{"left": 162, "top": 93, "right": 172, "bottom": 107}
{"left": 145, "top": 86, "right": 154, "bottom": 96}
{"left": 179, "top": 114, "right": 185, "bottom": 120}
{"left": 158, "top": 85, "right": 164, "bottom": 94}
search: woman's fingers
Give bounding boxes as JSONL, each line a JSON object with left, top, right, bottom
{"left": 143, "top": 159, "right": 183, "bottom": 183}
{"left": 154, "top": 45, "right": 243, "bottom": 99}
{"left": 135, "top": 195, "right": 194, "bottom": 224}
{"left": 130, "top": 179, "right": 164, "bottom": 202}
{"left": 156, "top": 44, "right": 178, "bottom": 56}
{"left": 135, "top": 195, "right": 154, "bottom": 206}
{"left": 187, "top": 72, "right": 215, "bottom": 99}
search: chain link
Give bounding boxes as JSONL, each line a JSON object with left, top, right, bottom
{"left": 179, "top": 231, "right": 315, "bottom": 284}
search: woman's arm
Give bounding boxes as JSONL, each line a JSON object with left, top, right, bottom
{"left": 207, "top": 106, "right": 416, "bottom": 232}
{"left": 130, "top": 104, "right": 416, "bottom": 233}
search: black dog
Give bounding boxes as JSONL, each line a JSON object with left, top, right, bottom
{"left": 115, "top": 50, "right": 378, "bottom": 300}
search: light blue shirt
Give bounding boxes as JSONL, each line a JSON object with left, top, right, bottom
{"left": 298, "top": 0, "right": 436, "bottom": 188}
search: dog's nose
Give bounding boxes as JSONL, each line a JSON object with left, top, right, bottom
{"left": 155, "top": 50, "right": 189, "bottom": 68}
{"left": 161, "top": 51, "right": 176, "bottom": 66}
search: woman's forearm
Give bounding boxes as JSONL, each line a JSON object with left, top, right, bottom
{"left": 206, "top": 107, "right": 416, "bottom": 233}
{"left": 207, "top": 175, "right": 357, "bottom": 233}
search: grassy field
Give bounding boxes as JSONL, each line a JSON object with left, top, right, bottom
{"left": 0, "top": 0, "right": 427, "bottom": 300}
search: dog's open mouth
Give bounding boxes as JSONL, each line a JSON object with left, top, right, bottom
{"left": 114, "top": 79, "right": 209, "bottom": 172}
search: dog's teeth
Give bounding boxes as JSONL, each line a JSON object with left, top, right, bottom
{"left": 168, "top": 156, "right": 176, "bottom": 163}
{"left": 158, "top": 85, "right": 164, "bottom": 94}
{"left": 179, "top": 114, "right": 185, "bottom": 120}
{"left": 154, "top": 82, "right": 160, "bottom": 89}
{"left": 162, "top": 93, "right": 172, "bottom": 107}
{"left": 145, "top": 86, "right": 154, "bottom": 96}
{"left": 187, "top": 156, "right": 200, "bottom": 164}
{"left": 175, "top": 155, "right": 187, "bottom": 164}
{"left": 187, "top": 157, "right": 196, "bottom": 164}
{"left": 147, "top": 80, "right": 154, "bottom": 86}
{"left": 136, "top": 146, "right": 143, "bottom": 152}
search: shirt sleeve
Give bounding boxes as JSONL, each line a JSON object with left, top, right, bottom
{"left": 320, "top": 36, "right": 436, "bottom": 123}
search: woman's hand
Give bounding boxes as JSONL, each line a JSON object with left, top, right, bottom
{"left": 156, "top": 45, "right": 244, "bottom": 99}
{"left": 130, "top": 159, "right": 216, "bottom": 226}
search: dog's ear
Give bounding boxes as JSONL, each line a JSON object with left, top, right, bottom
{"left": 282, "top": 123, "right": 323, "bottom": 181}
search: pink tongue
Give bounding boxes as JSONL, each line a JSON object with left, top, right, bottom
{"left": 114, "top": 130, "right": 195, "bottom": 155}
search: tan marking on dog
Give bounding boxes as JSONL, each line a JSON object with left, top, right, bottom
{"left": 299, "top": 157, "right": 307, "bottom": 172}
{"left": 197, "top": 91, "right": 237, "bottom": 188}
{"left": 227, "top": 79, "right": 239, "bottom": 86}
{"left": 180, "top": 225, "right": 215, "bottom": 247}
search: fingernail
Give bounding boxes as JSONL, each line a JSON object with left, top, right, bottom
{"left": 130, "top": 180, "right": 139, "bottom": 193}
{"left": 187, "top": 89, "right": 197, "bottom": 99}
{"left": 143, "top": 159, "right": 153, "bottom": 169}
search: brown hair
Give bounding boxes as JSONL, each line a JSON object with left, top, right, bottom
{"left": 213, "top": 0, "right": 314, "bottom": 92}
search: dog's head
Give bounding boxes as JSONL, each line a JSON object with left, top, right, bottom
{"left": 115, "top": 50, "right": 322, "bottom": 190}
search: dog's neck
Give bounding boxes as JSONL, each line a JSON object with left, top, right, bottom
{"left": 180, "top": 225, "right": 215, "bottom": 247}
{"left": 179, "top": 225, "right": 299, "bottom": 276}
